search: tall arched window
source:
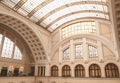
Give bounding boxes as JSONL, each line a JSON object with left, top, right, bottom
{"left": 75, "top": 64, "right": 85, "bottom": 77}
{"left": 1, "top": 67, "right": 8, "bottom": 76}
{"left": 51, "top": 65, "right": 58, "bottom": 77}
{"left": 62, "top": 65, "right": 71, "bottom": 77}
{"left": 0, "top": 33, "right": 22, "bottom": 60}
{"left": 1, "top": 37, "right": 14, "bottom": 58}
{"left": 75, "top": 44, "right": 82, "bottom": 58}
{"left": 105, "top": 63, "right": 119, "bottom": 78}
{"left": 88, "top": 45, "right": 97, "bottom": 58}
{"left": 63, "top": 48, "right": 70, "bottom": 60}
{"left": 89, "top": 64, "right": 101, "bottom": 77}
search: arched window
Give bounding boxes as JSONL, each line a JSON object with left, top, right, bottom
{"left": 89, "top": 64, "right": 101, "bottom": 77}
{"left": 62, "top": 65, "right": 71, "bottom": 77}
{"left": 75, "top": 64, "right": 85, "bottom": 77}
{"left": 1, "top": 37, "right": 14, "bottom": 58}
{"left": 75, "top": 44, "right": 82, "bottom": 58}
{"left": 13, "top": 68, "right": 19, "bottom": 76}
{"left": 88, "top": 45, "right": 97, "bottom": 58}
{"left": 63, "top": 48, "right": 70, "bottom": 60}
{"left": 62, "top": 21, "right": 96, "bottom": 38}
{"left": 105, "top": 63, "right": 119, "bottom": 78}
{"left": 1, "top": 67, "right": 8, "bottom": 76}
{"left": 51, "top": 65, "right": 58, "bottom": 77}
{"left": 0, "top": 33, "right": 22, "bottom": 60}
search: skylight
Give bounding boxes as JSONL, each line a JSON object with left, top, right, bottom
{"left": 1, "top": 0, "right": 109, "bottom": 32}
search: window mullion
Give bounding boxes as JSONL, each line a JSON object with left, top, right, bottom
{"left": 11, "top": 38, "right": 16, "bottom": 59}
{"left": 0, "top": 31, "right": 6, "bottom": 58}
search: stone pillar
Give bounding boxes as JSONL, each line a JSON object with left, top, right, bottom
{"left": 101, "top": 65, "right": 105, "bottom": 77}
{"left": 71, "top": 65, "right": 74, "bottom": 77}
{"left": 45, "top": 64, "right": 50, "bottom": 76}
{"left": 85, "top": 66, "right": 89, "bottom": 77}
{"left": 34, "top": 64, "right": 38, "bottom": 76}
{"left": 59, "top": 66, "right": 62, "bottom": 77}
{"left": 83, "top": 38, "right": 88, "bottom": 63}
{"left": 96, "top": 21, "right": 100, "bottom": 35}
{"left": 70, "top": 40, "right": 75, "bottom": 64}
{"left": 59, "top": 46, "right": 63, "bottom": 64}
{"left": 97, "top": 41, "right": 104, "bottom": 62}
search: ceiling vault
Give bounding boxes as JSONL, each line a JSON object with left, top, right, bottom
{"left": 37, "top": 1, "right": 108, "bottom": 23}
{"left": 46, "top": 10, "right": 109, "bottom": 28}
{"left": 0, "top": 0, "right": 109, "bottom": 32}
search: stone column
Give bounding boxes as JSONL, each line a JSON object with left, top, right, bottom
{"left": 70, "top": 40, "right": 75, "bottom": 64}
{"left": 59, "top": 66, "right": 62, "bottom": 77}
{"left": 45, "top": 64, "right": 50, "bottom": 76}
{"left": 97, "top": 41, "right": 104, "bottom": 62}
{"left": 101, "top": 65, "right": 105, "bottom": 77}
{"left": 85, "top": 66, "right": 89, "bottom": 77}
{"left": 59, "top": 46, "right": 63, "bottom": 64}
{"left": 34, "top": 64, "right": 38, "bottom": 76}
{"left": 83, "top": 38, "right": 88, "bottom": 63}
{"left": 96, "top": 21, "right": 100, "bottom": 35}
{"left": 71, "top": 65, "right": 74, "bottom": 77}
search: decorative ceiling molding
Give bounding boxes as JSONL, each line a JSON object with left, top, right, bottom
{"left": 53, "top": 17, "right": 109, "bottom": 32}
{"left": 46, "top": 10, "right": 109, "bottom": 28}
{"left": 13, "top": 0, "right": 28, "bottom": 11}
{"left": 27, "top": 0, "right": 53, "bottom": 17}
{"left": 37, "top": 1, "right": 108, "bottom": 23}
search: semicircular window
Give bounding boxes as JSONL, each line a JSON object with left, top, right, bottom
{"left": 0, "top": 34, "right": 22, "bottom": 60}
{"left": 62, "top": 21, "right": 96, "bottom": 38}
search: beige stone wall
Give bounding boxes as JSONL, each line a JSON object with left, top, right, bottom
{"left": 0, "top": 77, "right": 35, "bottom": 83}
{"left": 0, "top": 77, "right": 120, "bottom": 83}
{"left": 37, "top": 77, "right": 120, "bottom": 83}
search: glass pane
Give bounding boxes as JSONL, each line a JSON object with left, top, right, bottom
{"left": 0, "top": 34, "right": 3, "bottom": 45}
{"left": 1, "top": 37, "right": 14, "bottom": 58}
{"left": 88, "top": 45, "right": 97, "bottom": 58}
{"left": 63, "top": 48, "right": 70, "bottom": 59}
{"left": 13, "top": 46, "right": 22, "bottom": 60}
{"left": 76, "top": 45, "right": 82, "bottom": 58}
{"left": 62, "top": 21, "right": 96, "bottom": 38}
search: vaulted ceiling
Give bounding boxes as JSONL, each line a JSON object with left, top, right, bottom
{"left": 1, "top": 0, "right": 110, "bottom": 32}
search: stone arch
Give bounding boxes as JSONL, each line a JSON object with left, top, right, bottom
{"left": 51, "top": 34, "right": 115, "bottom": 60}
{"left": 0, "top": 14, "right": 47, "bottom": 62}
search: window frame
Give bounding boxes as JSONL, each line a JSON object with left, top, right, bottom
{"left": 105, "top": 63, "right": 119, "bottom": 78}
{"left": 89, "top": 64, "right": 101, "bottom": 78}
{"left": 62, "top": 65, "right": 71, "bottom": 77}
{"left": 51, "top": 65, "right": 58, "bottom": 77}
{"left": 75, "top": 64, "right": 85, "bottom": 77}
